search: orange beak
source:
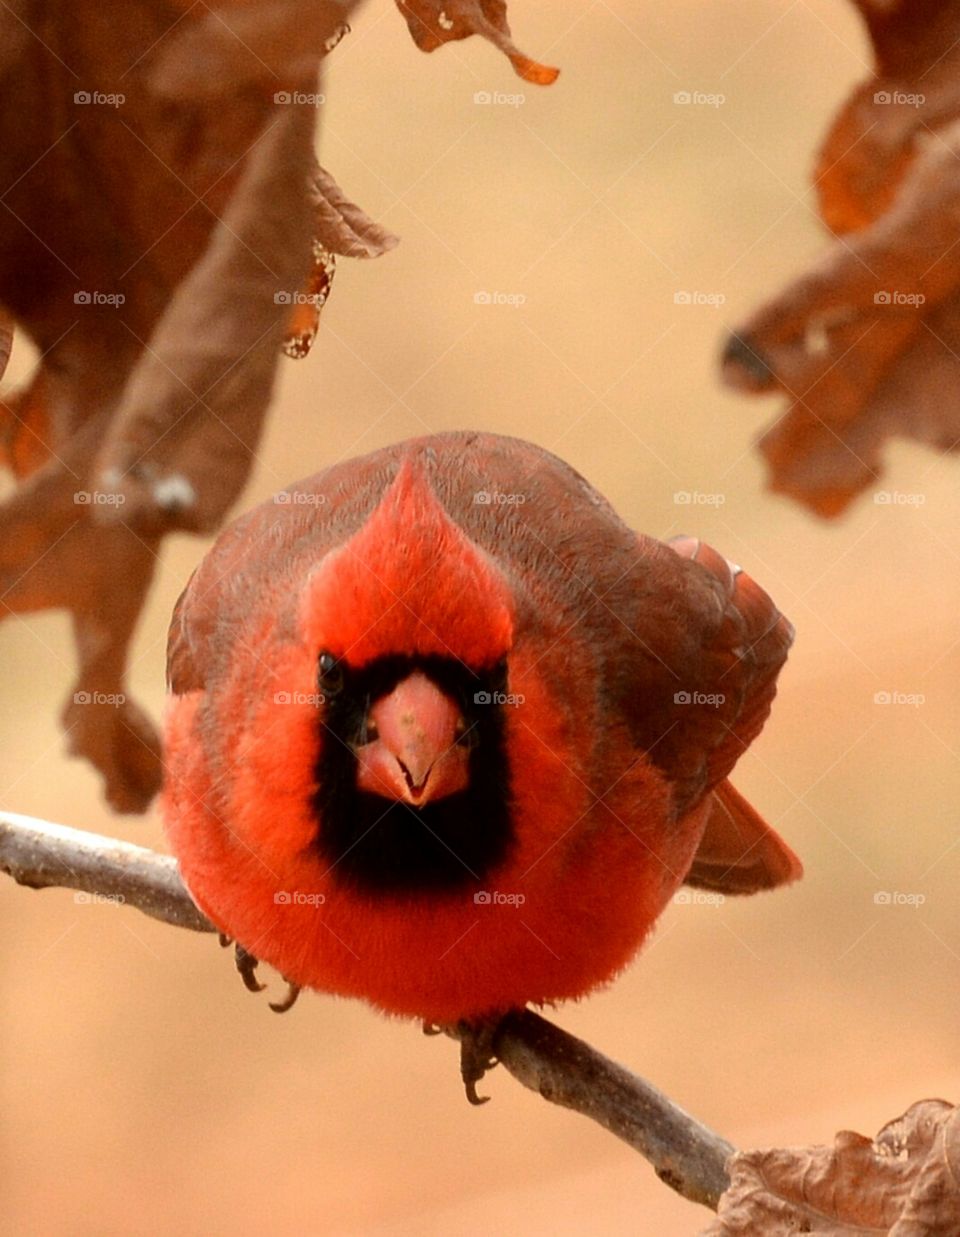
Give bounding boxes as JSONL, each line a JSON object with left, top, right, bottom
{"left": 353, "top": 671, "right": 470, "bottom": 805}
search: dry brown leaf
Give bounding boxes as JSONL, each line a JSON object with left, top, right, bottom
{"left": 281, "top": 165, "right": 400, "bottom": 359}
{"left": 0, "top": 0, "right": 365, "bottom": 809}
{"left": 396, "top": 0, "right": 559, "bottom": 84}
{"left": 311, "top": 164, "right": 400, "bottom": 259}
{"left": 705, "top": 1099, "right": 960, "bottom": 1236}
{"left": 722, "top": 0, "right": 960, "bottom": 517}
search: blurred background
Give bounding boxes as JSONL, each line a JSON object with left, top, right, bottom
{"left": 3, "top": 1, "right": 960, "bottom": 1232}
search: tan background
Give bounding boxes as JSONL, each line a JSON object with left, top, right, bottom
{"left": 4, "top": 2, "right": 960, "bottom": 1233}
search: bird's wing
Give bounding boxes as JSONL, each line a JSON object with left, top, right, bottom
{"left": 618, "top": 531, "right": 795, "bottom": 840}
{"left": 653, "top": 535, "right": 799, "bottom": 892}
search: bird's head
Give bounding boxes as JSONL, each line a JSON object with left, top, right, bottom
{"left": 296, "top": 459, "right": 518, "bottom": 896}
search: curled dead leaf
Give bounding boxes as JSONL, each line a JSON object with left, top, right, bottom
{"left": 282, "top": 165, "right": 400, "bottom": 359}
{"left": 0, "top": 0, "right": 368, "bottom": 809}
{"left": 705, "top": 1099, "right": 960, "bottom": 1236}
{"left": 396, "top": 0, "right": 559, "bottom": 84}
{"left": 722, "top": 1, "right": 960, "bottom": 517}
{"left": 311, "top": 165, "right": 400, "bottom": 260}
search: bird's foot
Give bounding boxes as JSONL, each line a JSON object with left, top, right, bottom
{"left": 423, "top": 1015, "right": 503, "bottom": 1105}
{"left": 233, "top": 943, "right": 301, "bottom": 1013}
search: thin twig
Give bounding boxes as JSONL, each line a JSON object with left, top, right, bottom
{"left": 488, "top": 1012, "right": 732, "bottom": 1208}
{"left": 0, "top": 811, "right": 213, "bottom": 932}
{"left": 0, "top": 810, "right": 734, "bottom": 1209}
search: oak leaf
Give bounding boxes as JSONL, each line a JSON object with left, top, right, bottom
{"left": 0, "top": 0, "right": 377, "bottom": 809}
{"left": 705, "top": 1099, "right": 960, "bottom": 1236}
{"left": 722, "top": 0, "right": 960, "bottom": 517}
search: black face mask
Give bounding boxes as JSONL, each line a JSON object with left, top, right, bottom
{"left": 311, "top": 654, "right": 514, "bottom": 898}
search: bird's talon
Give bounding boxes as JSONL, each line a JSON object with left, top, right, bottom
{"left": 234, "top": 944, "right": 266, "bottom": 993}
{"left": 457, "top": 1016, "right": 503, "bottom": 1105}
{"left": 218, "top": 933, "right": 233, "bottom": 948}
{"left": 464, "top": 1078, "right": 491, "bottom": 1106}
{"left": 269, "top": 981, "right": 302, "bottom": 1013}
{"left": 422, "top": 1021, "right": 442, "bottom": 1036}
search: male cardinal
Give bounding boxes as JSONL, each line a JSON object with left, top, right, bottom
{"left": 163, "top": 432, "right": 800, "bottom": 1054}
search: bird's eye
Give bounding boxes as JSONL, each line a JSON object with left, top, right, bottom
{"left": 317, "top": 652, "right": 344, "bottom": 696}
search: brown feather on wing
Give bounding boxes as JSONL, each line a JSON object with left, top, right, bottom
{"left": 686, "top": 778, "right": 803, "bottom": 894}
{"left": 664, "top": 535, "right": 794, "bottom": 813}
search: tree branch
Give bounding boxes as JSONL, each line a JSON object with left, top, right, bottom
{"left": 0, "top": 811, "right": 213, "bottom": 932}
{"left": 0, "top": 810, "right": 734, "bottom": 1210}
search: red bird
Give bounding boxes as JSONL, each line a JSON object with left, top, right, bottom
{"left": 163, "top": 432, "right": 800, "bottom": 1045}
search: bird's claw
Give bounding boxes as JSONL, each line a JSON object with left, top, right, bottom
{"left": 269, "top": 982, "right": 302, "bottom": 1014}
{"left": 423, "top": 1017, "right": 502, "bottom": 1104}
{"left": 233, "top": 943, "right": 300, "bottom": 1012}
{"left": 234, "top": 944, "right": 266, "bottom": 993}
{"left": 460, "top": 1024, "right": 499, "bottom": 1106}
